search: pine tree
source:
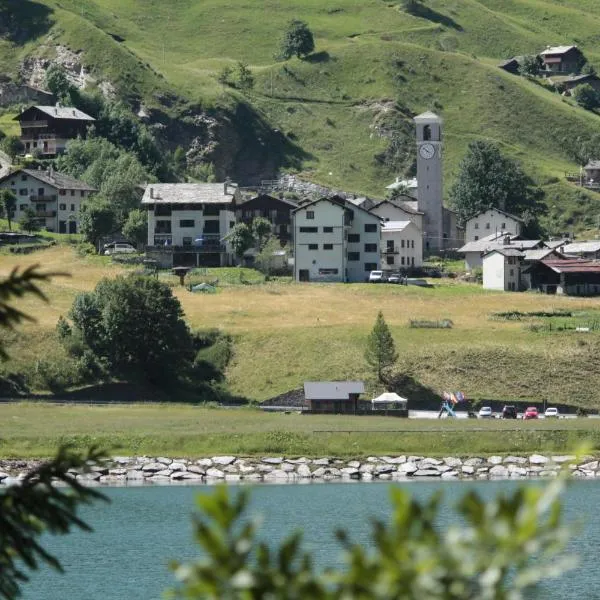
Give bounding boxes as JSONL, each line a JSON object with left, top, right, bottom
{"left": 365, "top": 311, "right": 398, "bottom": 383}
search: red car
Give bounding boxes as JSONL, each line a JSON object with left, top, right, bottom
{"left": 524, "top": 406, "right": 539, "bottom": 420}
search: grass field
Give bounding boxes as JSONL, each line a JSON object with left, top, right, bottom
{"left": 1, "top": 403, "right": 599, "bottom": 458}
{"left": 4, "top": 245, "right": 600, "bottom": 408}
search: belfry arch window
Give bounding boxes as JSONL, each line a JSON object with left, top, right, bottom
{"left": 423, "top": 125, "right": 431, "bottom": 141}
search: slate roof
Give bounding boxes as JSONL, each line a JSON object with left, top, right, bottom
{"left": 483, "top": 248, "right": 523, "bottom": 258}
{"left": 16, "top": 106, "right": 95, "bottom": 121}
{"left": 371, "top": 198, "right": 424, "bottom": 216}
{"left": 382, "top": 220, "right": 413, "bottom": 233}
{"left": 237, "top": 194, "right": 298, "bottom": 208}
{"left": 292, "top": 195, "right": 383, "bottom": 221}
{"left": 304, "top": 381, "right": 365, "bottom": 401}
{"left": 0, "top": 168, "right": 97, "bottom": 191}
{"left": 459, "top": 236, "right": 541, "bottom": 254}
{"left": 523, "top": 248, "right": 558, "bottom": 261}
{"left": 544, "top": 239, "right": 568, "bottom": 249}
{"left": 141, "top": 183, "right": 238, "bottom": 205}
{"left": 562, "top": 241, "right": 600, "bottom": 254}
{"left": 584, "top": 160, "right": 600, "bottom": 170}
{"left": 414, "top": 111, "right": 442, "bottom": 121}
{"left": 466, "top": 207, "right": 524, "bottom": 223}
{"left": 540, "top": 45, "right": 578, "bottom": 56}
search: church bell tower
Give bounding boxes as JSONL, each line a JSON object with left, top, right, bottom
{"left": 414, "top": 111, "right": 443, "bottom": 253}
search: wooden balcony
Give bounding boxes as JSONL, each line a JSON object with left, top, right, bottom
{"left": 30, "top": 195, "right": 57, "bottom": 203}
{"left": 20, "top": 120, "right": 48, "bottom": 128}
{"left": 381, "top": 248, "right": 400, "bottom": 255}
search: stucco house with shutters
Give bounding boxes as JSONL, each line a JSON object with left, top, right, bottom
{"left": 465, "top": 208, "right": 523, "bottom": 243}
{"left": 0, "top": 167, "right": 96, "bottom": 233}
{"left": 292, "top": 195, "right": 382, "bottom": 283}
{"left": 381, "top": 220, "right": 423, "bottom": 271}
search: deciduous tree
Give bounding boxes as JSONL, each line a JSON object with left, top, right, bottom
{"left": 365, "top": 311, "right": 398, "bottom": 383}
{"left": 278, "top": 19, "right": 315, "bottom": 60}
{"left": 79, "top": 197, "right": 118, "bottom": 248}
{"left": 448, "top": 140, "right": 544, "bottom": 224}
{"left": 228, "top": 223, "right": 254, "bottom": 259}
{"left": 573, "top": 83, "right": 600, "bottom": 110}
{"left": 251, "top": 217, "right": 272, "bottom": 250}
{"left": 122, "top": 208, "right": 148, "bottom": 248}
{"left": 18, "top": 206, "right": 40, "bottom": 233}
{"left": 69, "top": 275, "right": 194, "bottom": 384}
{"left": 0, "top": 189, "right": 17, "bottom": 231}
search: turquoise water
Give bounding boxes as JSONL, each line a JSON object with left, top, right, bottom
{"left": 22, "top": 480, "right": 599, "bottom": 599}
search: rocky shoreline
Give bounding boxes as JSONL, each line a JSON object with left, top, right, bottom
{"left": 0, "top": 454, "right": 598, "bottom": 486}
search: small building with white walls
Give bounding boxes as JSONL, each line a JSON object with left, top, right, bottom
{"left": 381, "top": 220, "right": 423, "bottom": 271}
{"left": 293, "top": 196, "right": 381, "bottom": 282}
{"left": 465, "top": 208, "right": 523, "bottom": 243}
{"left": 482, "top": 248, "right": 523, "bottom": 291}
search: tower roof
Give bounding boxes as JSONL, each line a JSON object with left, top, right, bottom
{"left": 414, "top": 111, "right": 442, "bottom": 123}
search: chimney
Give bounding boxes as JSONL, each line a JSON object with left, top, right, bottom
{"left": 149, "top": 187, "right": 154, "bottom": 199}
{"left": 224, "top": 177, "right": 230, "bottom": 195}
{"left": 503, "top": 235, "right": 510, "bottom": 246}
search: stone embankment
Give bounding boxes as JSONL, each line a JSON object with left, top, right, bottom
{"left": 0, "top": 454, "right": 596, "bottom": 485}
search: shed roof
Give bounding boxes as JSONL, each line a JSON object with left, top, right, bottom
{"left": 304, "top": 381, "right": 365, "bottom": 400}
{"left": 141, "top": 183, "right": 238, "bottom": 205}
{"left": 0, "top": 168, "right": 97, "bottom": 191}
{"left": 541, "top": 259, "right": 600, "bottom": 274}
{"left": 584, "top": 160, "right": 600, "bottom": 170}
{"left": 16, "top": 105, "right": 95, "bottom": 121}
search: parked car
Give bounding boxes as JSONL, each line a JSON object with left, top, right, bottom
{"left": 544, "top": 407, "right": 559, "bottom": 418}
{"left": 104, "top": 242, "right": 136, "bottom": 256}
{"left": 502, "top": 405, "right": 518, "bottom": 419}
{"left": 368, "top": 270, "right": 387, "bottom": 283}
{"left": 387, "top": 273, "right": 402, "bottom": 284}
{"left": 478, "top": 406, "right": 493, "bottom": 418}
{"left": 524, "top": 406, "right": 539, "bottom": 420}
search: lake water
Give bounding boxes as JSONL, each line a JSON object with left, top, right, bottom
{"left": 22, "top": 480, "right": 600, "bottom": 599}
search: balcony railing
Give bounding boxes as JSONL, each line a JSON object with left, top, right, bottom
{"left": 20, "top": 120, "right": 48, "bottom": 128}
{"left": 148, "top": 244, "right": 226, "bottom": 254}
{"left": 35, "top": 211, "right": 56, "bottom": 218}
{"left": 381, "top": 247, "right": 400, "bottom": 255}
{"left": 30, "top": 195, "right": 57, "bottom": 203}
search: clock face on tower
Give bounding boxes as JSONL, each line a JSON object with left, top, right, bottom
{"left": 419, "top": 143, "right": 435, "bottom": 160}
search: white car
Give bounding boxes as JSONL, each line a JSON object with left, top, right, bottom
{"left": 104, "top": 243, "right": 137, "bottom": 256}
{"left": 368, "top": 270, "right": 387, "bottom": 283}
{"left": 544, "top": 407, "right": 559, "bottom": 418}
{"left": 478, "top": 406, "right": 493, "bottom": 418}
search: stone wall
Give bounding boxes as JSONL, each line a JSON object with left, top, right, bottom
{"left": 0, "top": 454, "right": 594, "bottom": 486}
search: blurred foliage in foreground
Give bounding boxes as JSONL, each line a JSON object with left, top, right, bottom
{"left": 170, "top": 480, "right": 575, "bottom": 600}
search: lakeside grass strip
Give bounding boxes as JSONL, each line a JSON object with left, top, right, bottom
{"left": 0, "top": 404, "right": 598, "bottom": 458}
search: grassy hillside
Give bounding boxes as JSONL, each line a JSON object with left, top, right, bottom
{"left": 3, "top": 1, "right": 600, "bottom": 227}
{"left": 5, "top": 246, "right": 600, "bottom": 409}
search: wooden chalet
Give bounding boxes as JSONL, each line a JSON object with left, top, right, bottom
{"left": 14, "top": 105, "right": 95, "bottom": 157}
{"left": 522, "top": 259, "right": 600, "bottom": 295}
{"left": 235, "top": 194, "right": 297, "bottom": 244}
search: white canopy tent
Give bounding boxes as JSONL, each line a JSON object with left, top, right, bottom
{"left": 371, "top": 392, "right": 408, "bottom": 410}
